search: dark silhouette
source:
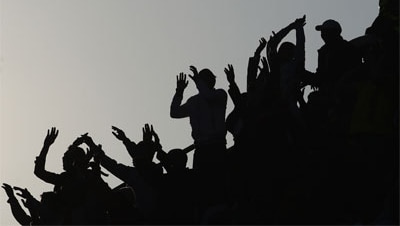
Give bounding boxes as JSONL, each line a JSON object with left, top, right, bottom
{"left": 3, "top": 1, "right": 398, "bottom": 224}
{"left": 170, "top": 67, "right": 229, "bottom": 223}
{"left": 34, "top": 127, "right": 111, "bottom": 224}
{"left": 89, "top": 124, "right": 163, "bottom": 224}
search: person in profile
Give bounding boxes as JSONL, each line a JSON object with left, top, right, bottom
{"left": 312, "top": 19, "right": 361, "bottom": 95}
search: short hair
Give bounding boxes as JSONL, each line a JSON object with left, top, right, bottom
{"left": 198, "top": 68, "right": 216, "bottom": 89}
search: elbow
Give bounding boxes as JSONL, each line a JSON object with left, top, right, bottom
{"left": 170, "top": 109, "right": 178, "bottom": 118}
{"left": 170, "top": 112, "right": 178, "bottom": 118}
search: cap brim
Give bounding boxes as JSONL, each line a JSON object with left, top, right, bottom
{"left": 315, "top": 25, "right": 323, "bottom": 31}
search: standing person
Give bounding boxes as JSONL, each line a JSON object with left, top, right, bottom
{"left": 170, "top": 66, "right": 228, "bottom": 171}
{"left": 312, "top": 19, "right": 361, "bottom": 95}
{"left": 170, "top": 66, "right": 229, "bottom": 223}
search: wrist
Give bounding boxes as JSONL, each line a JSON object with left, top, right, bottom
{"left": 7, "top": 197, "right": 18, "bottom": 203}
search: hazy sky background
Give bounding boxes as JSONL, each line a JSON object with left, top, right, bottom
{"left": 1, "top": 0, "right": 378, "bottom": 224}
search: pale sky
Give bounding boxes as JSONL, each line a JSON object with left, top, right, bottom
{"left": 0, "top": 0, "right": 378, "bottom": 225}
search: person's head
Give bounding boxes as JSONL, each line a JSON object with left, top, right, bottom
{"left": 278, "top": 42, "right": 295, "bottom": 62}
{"left": 129, "top": 141, "right": 157, "bottom": 167}
{"left": 63, "top": 146, "right": 87, "bottom": 172}
{"left": 165, "top": 149, "right": 187, "bottom": 171}
{"left": 113, "top": 186, "right": 136, "bottom": 208}
{"left": 197, "top": 68, "right": 216, "bottom": 89}
{"left": 315, "top": 19, "right": 342, "bottom": 44}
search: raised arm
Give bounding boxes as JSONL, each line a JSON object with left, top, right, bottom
{"left": 294, "top": 15, "right": 306, "bottom": 72}
{"left": 111, "top": 126, "right": 136, "bottom": 157}
{"left": 34, "top": 127, "right": 61, "bottom": 185}
{"left": 224, "top": 64, "right": 241, "bottom": 107}
{"left": 267, "top": 18, "right": 299, "bottom": 73}
{"left": 86, "top": 136, "right": 133, "bottom": 184}
{"left": 248, "top": 38, "right": 267, "bottom": 92}
{"left": 2, "top": 183, "right": 32, "bottom": 226}
{"left": 170, "top": 72, "right": 190, "bottom": 118}
{"left": 13, "top": 186, "right": 41, "bottom": 224}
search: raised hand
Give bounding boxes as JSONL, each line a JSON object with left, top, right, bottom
{"left": 43, "top": 127, "right": 58, "bottom": 147}
{"left": 224, "top": 64, "right": 235, "bottom": 84}
{"left": 255, "top": 37, "right": 267, "bottom": 56}
{"left": 176, "top": 72, "right": 189, "bottom": 92}
{"left": 111, "top": 126, "right": 127, "bottom": 141}
{"left": 142, "top": 123, "right": 153, "bottom": 143}
{"left": 293, "top": 15, "right": 306, "bottom": 28}
{"left": 13, "top": 187, "right": 32, "bottom": 206}
{"left": 72, "top": 133, "right": 88, "bottom": 147}
{"left": 259, "top": 56, "right": 270, "bottom": 76}
{"left": 150, "top": 125, "right": 163, "bottom": 151}
{"left": 189, "top": 65, "right": 199, "bottom": 82}
{"left": 2, "top": 183, "right": 15, "bottom": 198}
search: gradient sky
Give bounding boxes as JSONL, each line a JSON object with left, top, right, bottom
{"left": 1, "top": 0, "right": 378, "bottom": 224}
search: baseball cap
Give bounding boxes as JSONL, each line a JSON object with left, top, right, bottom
{"left": 315, "top": 19, "right": 342, "bottom": 33}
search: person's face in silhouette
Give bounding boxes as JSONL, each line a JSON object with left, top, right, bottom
{"left": 166, "top": 149, "right": 187, "bottom": 171}
{"left": 62, "top": 147, "right": 86, "bottom": 172}
{"left": 62, "top": 152, "right": 74, "bottom": 172}
{"left": 131, "top": 142, "right": 156, "bottom": 167}
{"left": 196, "top": 69, "right": 216, "bottom": 91}
{"left": 320, "top": 29, "right": 340, "bottom": 45}
{"left": 278, "top": 42, "right": 295, "bottom": 62}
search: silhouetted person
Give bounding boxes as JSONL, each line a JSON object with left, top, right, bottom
{"left": 153, "top": 131, "right": 197, "bottom": 224}
{"left": 34, "top": 127, "right": 110, "bottom": 224}
{"left": 312, "top": 19, "right": 362, "bottom": 94}
{"left": 107, "top": 184, "right": 144, "bottom": 225}
{"left": 170, "top": 67, "right": 228, "bottom": 171}
{"left": 89, "top": 124, "right": 163, "bottom": 223}
{"left": 170, "top": 66, "right": 229, "bottom": 222}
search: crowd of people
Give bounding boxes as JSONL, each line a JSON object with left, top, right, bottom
{"left": 3, "top": 0, "right": 398, "bottom": 224}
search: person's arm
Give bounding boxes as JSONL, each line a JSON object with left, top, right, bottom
{"left": 257, "top": 56, "right": 270, "bottom": 85}
{"left": 2, "top": 183, "right": 31, "bottom": 226}
{"left": 294, "top": 15, "right": 306, "bottom": 73}
{"left": 170, "top": 72, "right": 190, "bottom": 118}
{"left": 267, "top": 18, "right": 298, "bottom": 75}
{"left": 34, "top": 127, "right": 60, "bottom": 185}
{"left": 13, "top": 186, "right": 41, "bottom": 224}
{"left": 224, "top": 64, "right": 242, "bottom": 107}
{"left": 111, "top": 126, "right": 136, "bottom": 157}
{"left": 248, "top": 38, "right": 266, "bottom": 92}
{"left": 92, "top": 144, "right": 133, "bottom": 183}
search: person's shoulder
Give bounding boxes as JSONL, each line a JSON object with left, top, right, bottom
{"left": 187, "top": 94, "right": 199, "bottom": 102}
{"left": 317, "top": 44, "right": 328, "bottom": 55}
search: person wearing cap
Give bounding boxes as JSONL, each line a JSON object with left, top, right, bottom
{"left": 312, "top": 19, "right": 361, "bottom": 94}
{"left": 170, "top": 66, "right": 228, "bottom": 221}
{"left": 170, "top": 66, "right": 228, "bottom": 171}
